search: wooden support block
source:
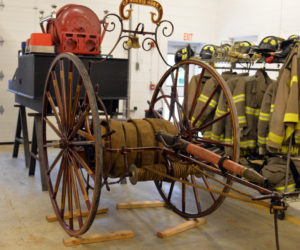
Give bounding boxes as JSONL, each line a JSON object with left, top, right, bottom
{"left": 63, "top": 230, "right": 134, "bottom": 246}
{"left": 46, "top": 208, "right": 109, "bottom": 222}
{"left": 157, "top": 218, "right": 207, "bottom": 238}
{"left": 116, "top": 200, "right": 166, "bottom": 209}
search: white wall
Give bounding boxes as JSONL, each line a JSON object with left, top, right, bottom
{"left": 215, "top": 0, "right": 300, "bottom": 44}
{"left": 0, "top": 0, "right": 218, "bottom": 142}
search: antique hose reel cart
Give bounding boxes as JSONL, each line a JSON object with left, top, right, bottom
{"left": 10, "top": 1, "right": 297, "bottom": 246}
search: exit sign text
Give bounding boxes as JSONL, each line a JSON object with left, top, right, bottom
{"left": 183, "top": 33, "right": 193, "bottom": 41}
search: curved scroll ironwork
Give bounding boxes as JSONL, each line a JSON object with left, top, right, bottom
{"left": 154, "top": 20, "right": 174, "bottom": 66}
{"left": 90, "top": 12, "right": 174, "bottom": 67}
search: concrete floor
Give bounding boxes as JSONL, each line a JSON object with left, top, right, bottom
{"left": 1, "top": 145, "right": 300, "bottom": 250}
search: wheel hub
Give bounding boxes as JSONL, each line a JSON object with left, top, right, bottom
{"left": 59, "top": 138, "right": 69, "bottom": 149}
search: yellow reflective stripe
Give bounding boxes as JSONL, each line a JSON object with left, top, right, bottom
{"left": 211, "top": 133, "right": 221, "bottom": 141}
{"left": 195, "top": 121, "right": 202, "bottom": 127}
{"left": 268, "top": 132, "right": 284, "bottom": 144}
{"left": 245, "top": 106, "right": 260, "bottom": 116}
{"left": 238, "top": 116, "right": 246, "bottom": 124}
{"left": 258, "top": 136, "right": 267, "bottom": 144}
{"left": 295, "top": 135, "right": 300, "bottom": 143}
{"left": 198, "top": 94, "right": 217, "bottom": 108}
{"left": 233, "top": 94, "right": 245, "bottom": 103}
{"left": 198, "top": 96, "right": 207, "bottom": 102}
{"left": 270, "top": 104, "right": 274, "bottom": 113}
{"left": 259, "top": 112, "right": 270, "bottom": 121}
{"left": 191, "top": 116, "right": 203, "bottom": 127}
{"left": 210, "top": 99, "right": 217, "bottom": 106}
{"left": 215, "top": 107, "right": 227, "bottom": 117}
{"left": 285, "top": 126, "right": 295, "bottom": 141}
{"left": 275, "top": 183, "right": 296, "bottom": 193}
{"left": 284, "top": 113, "right": 299, "bottom": 123}
{"left": 290, "top": 75, "right": 298, "bottom": 88}
{"left": 233, "top": 94, "right": 245, "bottom": 99}
{"left": 281, "top": 146, "right": 299, "bottom": 155}
{"left": 296, "top": 122, "right": 300, "bottom": 129}
{"left": 240, "top": 140, "right": 256, "bottom": 148}
{"left": 223, "top": 139, "right": 233, "bottom": 144}
{"left": 203, "top": 131, "right": 212, "bottom": 138}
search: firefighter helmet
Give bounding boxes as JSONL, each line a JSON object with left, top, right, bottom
{"left": 232, "top": 41, "right": 253, "bottom": 54}
{"left": 256, "top": 36, "right": 284, "bottom": 52}
{"left": 199, "top": 44, "right": 216, "bottom": 59}
{"left": 174, "top": 44, "right": 195, "bottom": 63}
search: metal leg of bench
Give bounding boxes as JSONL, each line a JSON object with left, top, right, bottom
{"left": 12, "top": 105, "right": 30, "bottom": 168}
{"left": 12, "top": 107, "right": 22, "bottom": 158}
{"left": 35, "top": 115, "right": 48, "bottom": 191}
{"left": 29, "top": 118, "right": 37, "bottom": 176}
{"left": 20, "top": 106, "right": 30, "bottom": 168}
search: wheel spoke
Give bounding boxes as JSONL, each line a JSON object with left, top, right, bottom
{"left": 85, "top": 116, "right": 92, "bottom": 135}
{"left": 159, "top": 88, "right": 180, "bottom": 128}
{"left": 77, "top": 129, "right": 94, "bottom": 141}
{"left": 69, "top": 157, "right": 83, "bottom": 227}
{"left": 202, "top": 175, "right": 217, "bottom": 202}
{"left": 51, "top": 71, "right": 65, "bottom": 132}
{"left": 70, "top": 77, "right": 83, "bottom": 130}
{"left": 182, "top": 181, "right": 186, "bottom": 213}
{"left": 189, "top": 68, "right": 205, "bottom": 119}
{"left": 167, "top": 181, "right": 175, "bottom": 202}
{"left": 46, "top": 91, "right": 63, "bottom": 131}
{"left": 169, "top": 68, "right": 179, "bottom": 121}
{"left": 69, "top": 141, "right": 95, "bottom": 146}
{"left": 70, "top": 149, "right": 95, "bottom": 178}
{"left": 44, "top": 118, "right": 62, "bottom": 138}
{"left": 183, "top": 64, "right": 189, "bottom": 115}
{"left": 191, "top": 175, "right": 201, "bottom": 213}
{"left": 67, "top": 61, "right": 73, "bottom": 131}
{"left": 47, "top": 150, "right": 63, "bottom": 174}
{"left": 60, "top": 159, "right": 68, "bottom": 216}
{"left": 53, "top": 154, "right": 66, "bottom": 199}
{"left": 67, "top": 166, "right": 74, "bottom": 230}
{"left": 195, "top": 111, "right": 230, "bottom": 132}
{"left": 68, "top": 106, "right": 90, "bottom": 140}
{"left": 60, "top": 60, "right": 68, "bottom": 129}
{"left": 68, "top": 153, "right": 91, "bottom": 210}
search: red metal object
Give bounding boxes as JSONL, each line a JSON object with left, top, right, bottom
{"left": 266, "top": 56, "right": 275, "bottom": 63}
{"left": 29, "top": 33, "right": 53, "bottom": 46}
{"left": 46, "top": 4, "right": 103, "bottom": 55}
{"left": 149, "top": 82, "right": 156, "bottom": 90}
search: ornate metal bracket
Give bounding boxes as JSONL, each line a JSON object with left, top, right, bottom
{"left": 96, "top": 0, "right": 174, "bottom": 66}
{"left": 119, "top": 0, "right": 163, "bottom": 24}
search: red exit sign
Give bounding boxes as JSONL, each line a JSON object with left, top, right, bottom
{"left": 183, "top": 33, "right": 193, "bottom": 41}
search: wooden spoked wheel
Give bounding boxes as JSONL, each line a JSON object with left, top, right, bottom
{"left": 147, "top": 59, "right": 240, "bottom": 218}
{"left": 42, "top": 53, "right": 102, "bottom": 236}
